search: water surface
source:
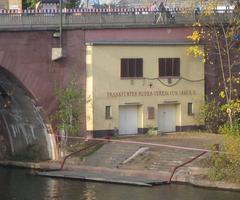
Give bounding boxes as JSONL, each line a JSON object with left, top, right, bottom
{"left": 0, "top": 167, "right": 240, "bottom": 200}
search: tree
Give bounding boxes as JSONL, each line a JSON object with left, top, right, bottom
{"left": 187, "top": 0, "right": 240, "bottom": 127}
{"left": 52, "top": 78, "right": 83, "bottom": 157}
{"left": 22, "top": 0, "right": 38, "bottom": 9}
{"left": 64, "top": 0, "right": 84, "bottom": 8}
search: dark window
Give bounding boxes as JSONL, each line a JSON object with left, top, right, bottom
{"left": 105, "top": 106, "right": 112, "bottom": 119}
{"left": 188, "top": 103, "right": 193, "bottom": 115}
{"left": 129, "top": 59, "right": 135, "bottom": 77}
{"left": 166, "top": 58, "right": 172, "bottom": 76}
{"left": 159, "top": 59, "right": 166, "bottom": 75}
{"left": 159, "top": 58, "right": 180, "bottom": 77}
{"left": 121, "top": 58, "right": 143, "bottom": 78}
{"left": 136, "top": 59, "right": 143, "bottom": 77}
{"left": 173, "top": 58, "right": 180, "bottom": 75}
{"left": 121, "top": 59, "right": 128, "bottom": 77}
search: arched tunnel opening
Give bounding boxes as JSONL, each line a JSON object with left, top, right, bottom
{"left": 0, "top": 67, "right": 56, "bottom": 161}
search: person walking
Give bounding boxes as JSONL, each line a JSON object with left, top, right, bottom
{"left": 194, "top": 4, "right": 201, "bottom": 22}
{"left": 151, "top": 1, "right": 158, "bottom": 24}
{"left": 155, "top": 2, "right": 166, "bottom": 24}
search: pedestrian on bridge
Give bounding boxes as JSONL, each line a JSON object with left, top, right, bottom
{"left": 154, "top": 2, "right": 166, "bottom": 24}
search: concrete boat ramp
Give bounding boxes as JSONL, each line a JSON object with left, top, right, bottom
{"left": 36, "top": 142, "right": 170, "bottom": 187}
{"left": 37, "top": 169, "right": 168, "bottom": 187}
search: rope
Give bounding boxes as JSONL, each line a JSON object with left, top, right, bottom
{"left": 157, "top": 78, "right": 181, "bottom": 87}
{"left": 181, "top": 77, "right": 205, "bottom": 82}
{"left": 143, "top": 76, "right": 204, "bottom": 87}
{"left": 53, "top": 134, "right": 226, "bottom": 154}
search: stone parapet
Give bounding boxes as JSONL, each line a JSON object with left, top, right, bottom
{"left": 0, "top": 10, "right": 234, "bottom": 31}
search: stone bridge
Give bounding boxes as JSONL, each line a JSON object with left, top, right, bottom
{"left": 0, "top": 30, "right": 86, "bottom": 160}
{"left": 0, "top": 8, "right": 234, "bottom": 30}
{"left": 0, "top": 10, "right": 230, "bottom": 160}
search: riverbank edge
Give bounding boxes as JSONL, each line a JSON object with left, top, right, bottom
{"left": 0, "top": 160, "right": 240, "bottom": 191}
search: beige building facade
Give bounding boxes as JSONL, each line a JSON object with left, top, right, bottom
{"left": 9, "top": 0, "right": 22, "bottom": 9}
{"left": 0, "top": 0, "right": 22, "bottom": 9}
{"left": 86, "top": 43, "right": 204, "bottom": 137}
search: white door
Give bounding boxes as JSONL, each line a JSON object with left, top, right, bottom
{"left": 119, "top": 106, "right": 138, "bottom": 135}
{"left": 158, "top": 104, "right": 176, "bottom": 132}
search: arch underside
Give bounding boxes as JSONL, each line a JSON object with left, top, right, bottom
{"left": 0, "top": 68, "right": 54, "bottom": 160}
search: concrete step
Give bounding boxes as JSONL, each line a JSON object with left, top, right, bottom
{"left": 80, "top": 143, "right": 141, "bottom": 168}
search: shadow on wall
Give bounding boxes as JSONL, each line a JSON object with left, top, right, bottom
{"left": 0, "top": 67, "right": 57, "bottom": 161}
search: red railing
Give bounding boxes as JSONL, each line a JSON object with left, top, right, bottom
{"left": 60, "top": 140, "right": 105, "bottom": 170}
{"left": 168, "top": 151, "right": 207, "bottom": 183}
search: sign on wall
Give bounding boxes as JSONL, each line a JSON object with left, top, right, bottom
{"left": 107, "top": 90, "right": 196, "bottom": 97}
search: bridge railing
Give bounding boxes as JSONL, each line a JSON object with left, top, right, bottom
{"left": 0, "top": 7, "right": 195, "bottom": 15}
{"left": 0, "top": 8, "right": 234, "bottom": 30}
{"left": 0, "top": 6, "right": 235, "bottom": 15}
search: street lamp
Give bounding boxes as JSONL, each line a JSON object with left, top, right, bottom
{"left": 59, "top": 0, "right": 63, "bottom": 48}
{"left": 52, "top": 0, "right": 64, "bottom": 61}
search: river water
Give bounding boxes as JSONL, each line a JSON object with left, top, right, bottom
{"left": 0, "top": 167, "right": 240, "bottom": 200}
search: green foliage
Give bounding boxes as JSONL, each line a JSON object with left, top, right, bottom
{"left": 208, "top": 135, "right": 240, "bottom": 183}
{"left": 23, "top": 0, "right": 38, "bottom": 9}
{"left": 186, "top": 1, "right": 240, "bottom": 127}
{"left": 219, "top": 123, "right": 240, "bottom": 136}
{"left": 53, "top": 79, "right": 83, "bottom": 136}
{"left": 221, "top": 100, "right": 240, "bottom": 123}
{"left": 146, "top": 125, "right": 158, "bottom": 136}
{"left": 198, "top": 100, "right": 226, "bottom": 133}
{"left": 64, "top": 0, "right": 82, "bottom": 8}
{"left": 204, "top": 99, "right": 240, "bottom": 183}
{"left": 208, "top": 151, "right": 229, "bottom": 181}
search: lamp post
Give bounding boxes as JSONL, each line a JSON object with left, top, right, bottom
{"left": 52, "top": 0, "right": 64, "bottom": 60}
{"left": 60, "top": 0, "right": 63, "bottom": 48}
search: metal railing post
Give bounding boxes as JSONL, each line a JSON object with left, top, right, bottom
{"left": 168, "top": 151, "right": 207, "bottom": 183}
{"left": 60, "top": 141, "right": 105, "bottom": 170}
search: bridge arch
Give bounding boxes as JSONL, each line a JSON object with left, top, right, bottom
{"left": 0, "top": 67, "right": 57, "bottom": 160}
